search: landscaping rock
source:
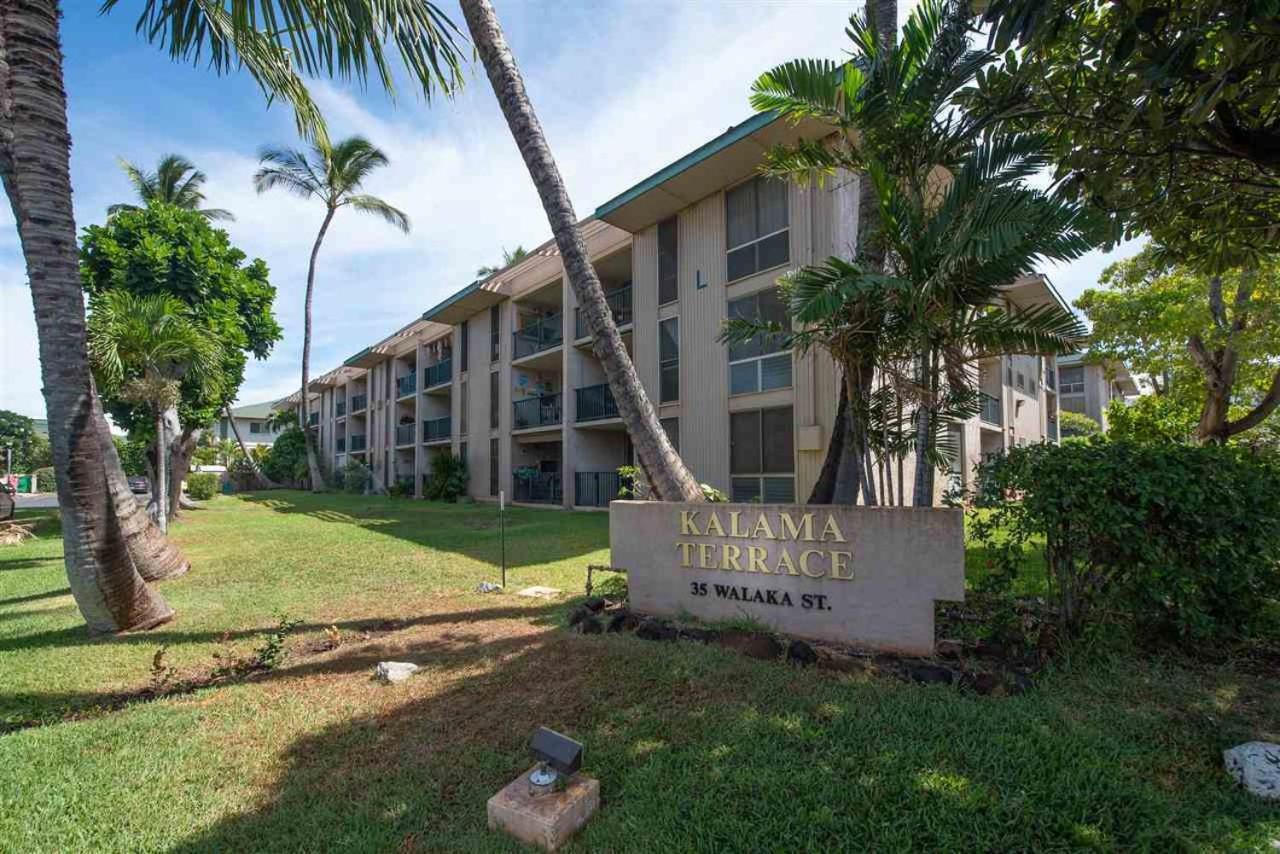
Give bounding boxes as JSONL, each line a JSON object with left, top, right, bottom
{"left": 816, "top": 650, "right": 868, "bottom": 675}
{"left": 374, "top": 661, "right": 419, "bottom": 683}
{"left": 974, "top": 639, "right": 1006, "bottom": 659}
{"left": 935, "top": 638, "right": 964, "bottom": 660}
{"left": 582, "top": 596, "right": 606, "bottom": 613}
{"left": 579, "top": 616, "right": 603, "bottom": 635}
{"left": 606, "top": 610, "right": 640, "bottom": 633}
{"left": 907, "top": 664, "right": 955, "bottom": 686}
{"left": 475, "top": 582, "right": 503, "bottom": 594}
{"left": 717, "top": 631, "right": 783, "bottom": 661}
{"left": 678, "top": 627, "right": 718, "bottom": 644}
{"left": 516, "top": 586, "right": 562, "bottom": 599}
{"left": 1008, "top": 672, "right": 1035, "bottom": 696}
{"left": 1224, "top": 742, "right": 1280, "bottom": 801}
{"left": 966, "top": 671, "right": 1004, "bottom": 696}
{"left": 787, "top": 639, "right": 818, "bottom": 667}
{"left": 635, "top": 618, "right": 677, "bottom": 642}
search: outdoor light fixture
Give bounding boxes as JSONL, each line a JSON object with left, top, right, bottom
{"left": 528, "top": 726, "right": 583, "bottom": 790}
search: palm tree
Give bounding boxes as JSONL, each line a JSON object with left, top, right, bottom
{"left": 253, "top": 136, "right": 410, "bottom": 491}
{"left": 89, "top": 292, "right": 221, "bottom": 534}
{"left": 457, "top": 0, "right": 703, "bottom": 502}
{"left": 108, "top": 154, "right": 233, "bottom": 221}
{"left": 476, "top": 244, "right": 530, "bottom": 278}
{"left": 0, "top": 2, "right": 461, "bottom": 631}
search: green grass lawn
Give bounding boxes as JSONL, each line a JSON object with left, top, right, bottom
{"left": 1, "top": 493, "right": 1276, "bottom": 852}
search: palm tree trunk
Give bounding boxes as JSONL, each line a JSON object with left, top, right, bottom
{"left": 807, "top": 380, "right": 847, "bottom": 503}
{"left": 167, "top": 424, "right": 197, "bottom": 517}
{"left": 0, "top": 0, "right": 176, "bottom": 631}
{"left": 459, "top": 0, "right": 702, "bottom": 503}
{"left": 154, "top": 406, "right": 168, "bottom": 533}
{"left": 300, "top": 206, "right": 335, "bottom": 492}
{"left": 224, "top": 404, "right": 276, "bottom": 488}
{"left": 832, "top": 370, "right": 865, "bottom": 504}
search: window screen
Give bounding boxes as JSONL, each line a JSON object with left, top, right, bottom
{"left": 659, "top": 317, "right": 679, "bottom": 403}
{"left": 727, "top": 288, "right": 791, "bottom": 394}
{"left": 490, "top": 305, "right": 500, "bottom": 362}
{"left": 730, "top": 407, "right": 794, "bottom": 502}
{"left": 489, "top": 437, "right": 499, "bottom": 496}
{"left": 725, "top": 177, "right": 790, "bottom": 281}
{"left": 658, "top": 217, "right": 678, "bottom": 305}
{"left": 489, "top": 371, "right": 499, "bottom": 429}
{"left": 661, "top": 417, "right": 679, "bottom": 454}
{"left": 460, "top": 322, "right": 469, "bottom": 372}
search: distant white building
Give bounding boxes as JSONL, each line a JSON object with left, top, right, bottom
{"left": 215, "top": 401, "right": 282, "bottom": 447}
{"left": 1055, "top": 352, "right": 1140, "bottom": 431}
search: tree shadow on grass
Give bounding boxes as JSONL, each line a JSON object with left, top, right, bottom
{"left": 0, "top": 587, "right": 70, "bottom": 606}
{"left": 167, "top": 627, "right": 1280, "bottom": 853}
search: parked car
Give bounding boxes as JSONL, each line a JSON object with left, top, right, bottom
{"left": 127, "top": 476, "right": 149, "bottom": 494}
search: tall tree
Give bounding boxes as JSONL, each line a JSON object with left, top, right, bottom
{"left": 253, "top": 136, "right": 409, "bottom": 491}
{"left": 0, "top": 0, "right": 462, "bottom": 631}
{"left": 80, "top": 203, "right": 282, "bottom": 521}
{"left": 476, "top": 244, "right": 529, "bottom": 277}
{"left": 458, "top": 0, "right": 703, "bottom": 502}
{"left": 88, "top": 292, "right": 221, "bottom": 534}
{"left": 108, "top": 154, "right": 233, "bottom": 221}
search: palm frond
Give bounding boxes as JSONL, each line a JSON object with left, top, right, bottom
{"left": 253, "top": 146, "right": 323, "bottom": 198}
{"left": 344, "top": 194, "right": 410, "bottom": 233}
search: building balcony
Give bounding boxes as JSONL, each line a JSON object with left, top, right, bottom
{"left": 980, "top": 392, "right": 1002, "bottom": 426}
{"left": 336, "top": 400, "right": 346, "bottom": 417}
{"left": 396, "top": 373, "right": 417, "bottom": 398}
{"left": 513, "top": 313, "right": 563, "bottom": 360}
{"left": 349, "top": 434, "right": 367, "bottom": 452}
{"left": 513, "top": 392, "right": 562, "bottom": 430}
{"left": 395, "top": 423, "right": 415, "bottom": 447}
{"left": 574, "top": 285, "right": 633, "bottom": 340}
{"left": 575, "top": 383, "right": 619, "bottom": 422}
{"left": 422, "top": 416, "right": 451, "bottom": 443}
{"left": 350, "top": 393, "right": 367, "bottom": 413}
{"left": 423, "top": 358, "right": 452, "bottom": 390}
{"left": 307, "top": 412, "right": 319, "bottom": 427}
{"left": 575, "top": 471, "right": 622, "bottom": 508}
{"left": 514, "top": 471, "right": 562, "bottom": 504}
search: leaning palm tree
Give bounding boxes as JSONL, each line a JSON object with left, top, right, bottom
{"left": 476, "top": 244, "right": 530, "bottom": 278}
{"left": 89, "top": 292, "right": 221, "bottom": 534}
{"left": 458, "top": 0, "right": 703, "bottom": 502}
{"left": 253, "top": 136, "right": 410, "bottom": 491}
{"left": 108, "top": 154, "right": 233, "bottom": 221}
{"left": 0, "top": 1, "right": 461, "bottom": 632}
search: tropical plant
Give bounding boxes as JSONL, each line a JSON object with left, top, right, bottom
{"left": 81, "top": 203, "right": 282, "bottom": 521}
{"left": 341, "top": 459, "right": 372, "bottom": 494}
{"left": 457, "top": 0, "right": 702, "bottom": 502}
{"left": 0, "top": 1, "right": 462, "bottom": 633}
{"left": 476, "top": 245, "right": 530, "bottom": 278}
{"left": 222, "top": 404, "right": 277, "bottom": 488}
{"left": 108, "top": 154, "right": 233, "bottom": 221}
{"left": 742, "top": 0, "right": 1091, "bottom": 506}
{"left": 425, "top": 452, "right": 468, "bottom": 502}
{"left": 1058, "top": 410, "right": 1100, "bottom": 438}
{"left": 253, "top": 135, "right": 409, "bottom": 491}
{"left": 184, "top": 472, "right": 219, "bottom": 501}
{"left": 88, "top": 291, "right": 222, "bottom": 535}
{"left": 259, "top": 426, "right": 310, "bottom": 487}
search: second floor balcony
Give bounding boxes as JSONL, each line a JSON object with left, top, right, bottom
{"left": 336, "top": 400, "right": 346, "bottom": 417}
{"left": 574, "top": 285, "right": 633, "bottom": 340}
{"left": 422, "top": 416, "right": 451, "bottom": 443}
{"left": 350, "top": 393, "right": 367, "bottom": 413}
{"left": 513, "top": 392, "right": 562, "bottom": 430}
{"left": 395, "top": 423, "right": 415, "bottom": 447}
{"left": 980, "top": 392, "right": 1002, "bottom": 426}
{"left": 423, "top": 358, "right": 452, "bottom": 389}
{"left": 396, "top": 373, "right": 417, "bottom": 398}
{"left": 575, "top": 383, "right": 619, "bottom": 422}
{"left": 349, "top": 433, "right": 367, "bottom": 452}
{"left": 513, "top": 313, "right": 563, "bottom": 360}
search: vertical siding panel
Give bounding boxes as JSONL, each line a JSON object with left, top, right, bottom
{"left": 632, "top": 226, "right": 659, "bottom": 397}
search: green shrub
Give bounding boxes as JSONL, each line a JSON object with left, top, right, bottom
{"left": 341, "top": 459, "right": 371, "bottom": 494}
{"left": 33, "top": 466, "right": 55, "bottom": 491}
{"left": 260, "top": 427, "right": 307, "bottom": 486}
{"left": 185, "top": 472, "right": 219, "bottom": 501}
{"left": 974, "top": 439, "right": 1280, "bottom": 641}
{"left": 426, "top": 453, "right": 468, "bottom": 502}
{"left": 1058, "top": 410, "right": 1101, "bottom": 437}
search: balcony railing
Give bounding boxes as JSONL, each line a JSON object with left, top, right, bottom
{"left": 575, "top": 471, "right": 622, "bottom": 508}
{"left": 336, "top": 436, "right": 346, "bottom": 453}
{"left": 396, "top": 373, "right": 417, "bottom": 398}
{"left": 513, "top": 392, "right": 562, "bottom": 429}
{"left": 575, "top": 383, "right": 618, "bottom": 422}
{"left": 422, "top": 416, "right": 451, "bottom": 443}
{"left": 395, "top": 423, "right": 415, "bottom": 446}
{"left": 574, "top": 285, "right": 633, "bottom": 340}
{"left": 350, "top": 393, "right": 367, "bottom": 413}
{"left": 980, "top": 392, "right": 1002, "bottom": 426}
{"left": 512, "top": 312, "right": 563, "bottom": 359}
{"left": 336, "top": 400, "right": 346, "bottom": 417}
{"left": 1047, "top": 417, "right": 1059, "bottom": 442}
{"left": 349, "top": 434, "right": 366, "bottom": 452}
{"left": 307, "top": 412, "right": 319, "bottom": 427}
{"left": 514, "top": 471, "right": 562, "bottom": 504}
{"left": 424, "top": 358, "right": 452, "bottom": 389}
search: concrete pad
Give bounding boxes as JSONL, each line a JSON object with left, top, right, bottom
{"left": 487, "top": 767, "right": 599, "bottom": 851}
{"left": 516, "top": 586, "right": 562, "bottom": 599}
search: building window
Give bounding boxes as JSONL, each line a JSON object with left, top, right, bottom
{"left": 661, "top": 417, "right": 679, "bottom": 454}
{"left": 489, "top": 437, "right": 499, "bottom": 496}
{"left": 459, "top": 380, "right": 468, "bottom": 435}
{"left": 658, "top": 216, "right": 678, "bottom": 305}
{"left": 730, "top": 407, "right": 795, "bottom": 503}
{"left": 659, "top": 316, "right": 679, "bottom": 403}
{"left": 725, "top": 176, "right": 789, "bottom": 282}
{"left": 249, "top": 421, "right": 262, "bottom": 434}
{"left": 727, "top": 288, "right": 791, "bottom": 395}
{"left": 489, "top": 370, "right": 499, "bottom": 430}
{"left": 1016, "top": 371, "right": 1025, "bottom": 391}
{"left": 460, "top": 322, "right": 469, "bottom": 373}
{"left": 459, "top": 441, "right": 468, "bottom": 468}
{"left": 490, "top": 305, "right": 501, "bottom": 362}
{"left": 1059, "top": 365, "right": 1085, "bottom": 395}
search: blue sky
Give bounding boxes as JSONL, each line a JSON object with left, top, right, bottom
{"left": 0, "top": 1, "right": 1141, "bottom": 421}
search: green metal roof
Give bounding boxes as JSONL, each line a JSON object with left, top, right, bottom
{"left": 593, "top": 110, "right": 779, "bottom": 220}
{"left": 343, "top": 347, "right": 373, "bottom": 367}
{"left": 421, "top": 279, "right": 482, "bottom": 323}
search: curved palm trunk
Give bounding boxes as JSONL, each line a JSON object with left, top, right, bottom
{"left": 166, "top": 423, "right": 197, "bottom": 518}
{"left": 459, "top": 0, "right": 702, "bottom": 503}
{"left": 300, "top": 207, "right": 334, "bottom": 492}
{"left": 153, "top": 405, "right": 168, "bottom": 533}
{"left": 224, "top": 404, "right": 276, "bottom": 488}
{"left": 0, "top": 1, "right": 179, "bottom": 630}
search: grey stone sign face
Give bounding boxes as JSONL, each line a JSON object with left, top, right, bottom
{"left": 609, "top": 501, "right": 965, "bottom": 655}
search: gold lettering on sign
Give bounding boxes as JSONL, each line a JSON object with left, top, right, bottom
{"left": 698, "top": 543, "right": 715, "bottom": 569}
{"left": 673, "top": 507, "right": 857, "bottom": 581}
{"left": 775, "top": 550, "right": 799, "bottom": 576}
{"left": 680, "top": 511, "right": 701, "bottom": 536}
{"left": 779, "top": 513, "right": 815, "bottom": 542}
{"left": 751, "top": 514, "right": 777, "bottom": 540}
{"left": 677, "top": 542, "right": 695, "bottom": 567}
{"left": 798, "top": 549, "right": 824, "bottom": 578}
{"left": 831, "top": 550, "right": 854, "bottom": 580}
{"left": 704, "top": 513, "right": 726, "bottom": 537}
{"left": 720, "top": 543, "right": 743, "bottom": 572}
{"left": 729, "top": 511, "right": 749, "bottom": 538}
{"left": 820, "top": 515, "right": 847, "bottom": 543}
{"left": 748, "top": 546, "right": 769, "bottom": 574}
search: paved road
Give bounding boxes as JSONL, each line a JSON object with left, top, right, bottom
{"left": 15, "top": 492, "right": 151, "bottom": 510}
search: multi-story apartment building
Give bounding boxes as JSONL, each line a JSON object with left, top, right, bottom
{"left": 280, "top": 112, "right": 1070, "bottom": 507}
{"left": 1055, "top": 352, "right": 1139, "bottom": 431}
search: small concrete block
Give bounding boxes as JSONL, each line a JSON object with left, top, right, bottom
{"left": 515, "top": 586, "right": 562, "bottom": 599}
{"left": 487, "top": 767, "right": 599, "bottom": 851}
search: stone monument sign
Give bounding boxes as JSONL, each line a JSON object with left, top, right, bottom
{"left": 609, "top": 501, "right": 965, "bottom": 655}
